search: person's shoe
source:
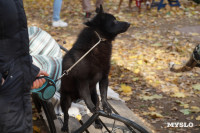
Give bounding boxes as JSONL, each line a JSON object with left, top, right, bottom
{"left": 52, "top": 20, "right": 68, "bottom": 27}
{"left": 85, "top": 12, "right": 91, "bottom": 18}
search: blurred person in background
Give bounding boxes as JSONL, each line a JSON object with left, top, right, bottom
{"left": 52, "top": 0, "right": 68, "bottom": 27}
{"left": 82, "top": 0, "right": 103, "bottom": 18}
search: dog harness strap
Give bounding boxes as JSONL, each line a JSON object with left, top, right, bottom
{"left": 55, "top": 31, "right": 102, "bottom": 82}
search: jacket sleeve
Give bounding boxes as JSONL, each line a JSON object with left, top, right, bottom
{"left": 29, "top": 55, "right": 40, "bottom": 85}
{"left": 0, "top": 73, "right": 2, "bottom": 88}
{"left": 31, "top": 62, "right": 40, "bottom": 80}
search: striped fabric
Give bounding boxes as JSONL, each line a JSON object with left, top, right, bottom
{"left": 28, "top": 26, "right": 63, "bottom": 115}
{"left": 29, "top": 26, "right": 62, "bottom": 58}
{"left": 28, "top": 26, "right": 62, "bottom": 91}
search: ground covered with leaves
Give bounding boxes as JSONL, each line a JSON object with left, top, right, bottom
{"left": 24, "top": 0, "right": 200, "bottom": 132}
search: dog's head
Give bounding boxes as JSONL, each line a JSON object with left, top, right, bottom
{"left": 85, "top": 5, "right": 130, "bottom": 40}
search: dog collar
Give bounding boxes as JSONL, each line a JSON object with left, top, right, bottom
{"left": 94, "top": 31, "right": 107, "bottom": 41}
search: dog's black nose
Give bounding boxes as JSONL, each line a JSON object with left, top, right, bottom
{"left": 126, "top": 22, "right": 130, "bottom": 27}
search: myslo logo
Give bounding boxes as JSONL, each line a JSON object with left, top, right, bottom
{"left": 166, "top": 122, "right": 194, "bottom": 128}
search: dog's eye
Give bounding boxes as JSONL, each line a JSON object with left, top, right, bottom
{"left": 113, "top": 20, "right": 118, "bottom": 24}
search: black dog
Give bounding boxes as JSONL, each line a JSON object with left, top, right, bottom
{"left": 60, "top": 5, "right": 130, "bottom": 132}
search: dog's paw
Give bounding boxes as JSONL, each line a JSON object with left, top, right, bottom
{"left": 95, "top": 119, "right": 103, "bottom": 129}
{"left": 94, "top": 120, "right": 103, "bottom": 129}
{"left": 61, "top": 126, "right": 69, "bottom": 132}
{"left": 90, "top": 107, "right": 98, "bottom": 113}
{"left": 95, "top": 123, "right": 103, "bottom": 129}
{"left": 103, "top": 104, "right": 112, "bottom": 115}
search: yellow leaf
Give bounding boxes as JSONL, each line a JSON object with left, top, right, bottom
{"left": 32, "top": 116, "right": 37, "bottom": 121}
{"left": 196, "top": 116, "right": 200, "bottom": 121}
{"left": 180, "top": 103, "right": 189, "bottom": 109}
{"left": 175, "top": 31, "right": 181, "bottom": 35}
{"left": 121, "top": 84, "right": 132, "bottom": 93}
{"left": 122, "top": 96, "right": 131, "bottom": 101}
{"left": 148, "top": 107, "right": 156, "bottom": 111}
{"left": 157, "top": 66, "right": 163, "bottom": 70}
{"left": 190, "top": 32, "right": 199, "bottom": 36}
{"left": 143, "top": 112, "right": 164, "bottom": 119}
{"left": 76, "top": 114, "right": 82, "bottom": 121}
{"left": 171, "top": 92, "right": 186, "bottom": 98}
{"left": 165, "top": 78, "right": 170, "bottom": 81}
{"left": 134, "top": 69, "right": 140, "bottom": 74}
{"left": 139, "top": 94, "right": 163, "bottom": 100}
{"left": 190, "top": 106, "right": 200, "bottom": 113}
{"left": 137, "top": 60, "right": 143, "bottom": 65}
{"left": 129, "top": 55, "right": 137, "bottom": 59}
{"left": 33, "top": 126, "right": 40, "bottom": 133}
{"left": 138, "top": 55, "right": 143, "bottom": 60}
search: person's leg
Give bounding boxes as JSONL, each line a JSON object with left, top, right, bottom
{"left": 95, "top": 0, "right": 103, "bottom": 8}
{"left": 82, "top": 0, "right": 92, "bottom": 12}
{"left": 52, "top": 0, "right": 68, "bottom": 27}
{"left": 53, "top": 0, "right": 63, "bottom": 21}
{"left": 82, "top": 0, "right": 92, "bottom": 18}
{"left": 95, "top": 0, "right": 103, "bottom": 12}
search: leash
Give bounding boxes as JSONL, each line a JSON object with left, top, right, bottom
{"left": 55, "top": 31, "right": 104, "bottom": 82}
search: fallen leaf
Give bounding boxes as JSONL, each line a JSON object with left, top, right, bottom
{"left": 32, "top": 116, "right": 37, "bottom": 121}
{"left": 171, "top": 92, "right": 186, "bottom": 98}
{"left": 171, "top": 107, "right": 178, "bottom": 111}
{"left": 139, "top": 94, "right": 163, "bottom": 101}
{"left": 180, "top": 109, "right": 191, "bottom": 115}
{"left": 121, "top": 84, "right": 132, "bottom": 93}
{"left": 151, "top": 43, "right": 162, "bottom": 47}
{"left": 137, "top": 60, "right": 143, "bottom": 65}
{"left": 196, "top": 116, "right": 200, "bottom": 121}
{"left": 148, "top": 107, "right": 156, "bottom": 111}
{"left": 134, "top": 69, "right": 140, "bottom": 74}
{"left": 143, "top": 112, "right": 164, "bottom": 119}
{"left": 180, "top": 103, "right": 189, "bottom": 109}
{"left": 33, "top": 126, "right": 40, "bottom": 133}
{"left": 192, "top": 84, "right": 200, "bottom": 91}
{"left": 76, "top": 114, "right": 82, "bottom": 121}
{"left": 190, "top": 32, "right": 199, "bottom": 36}
{"left": 175, "top": 31, "right": 181, "bottom": 35}
{"left": 122, "top": 96, "right": 131, "bottom": 101}
{"left": 190, "top": 106, "right": 200, "bottom": 113}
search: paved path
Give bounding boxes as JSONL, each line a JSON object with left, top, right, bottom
{"left": 177, "top": 25, "right": 200, "bottom": 42}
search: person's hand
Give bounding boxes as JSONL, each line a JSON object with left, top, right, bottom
{"left": 31, "top": 70, "right": 49, "bottom": 89}
{"left": 1, "top": 78, "right": 5, "bottom": 85}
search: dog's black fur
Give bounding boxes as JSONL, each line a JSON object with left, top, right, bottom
{"left": 60, "top": 5, "right": 130, "bottom": 132}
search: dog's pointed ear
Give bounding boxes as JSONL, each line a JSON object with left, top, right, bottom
{"left": 96, "top": 5, "right": 104, "bottom": 14}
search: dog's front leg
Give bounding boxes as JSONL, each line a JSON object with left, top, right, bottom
{"left": 60, "top": 93, "right": 71, "bottom": 132}
{"left": 99, "top": 77, "right": 112, "bottom": 114}
{"left": 78, "top": 80, "right": 96, "bottom": 113}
